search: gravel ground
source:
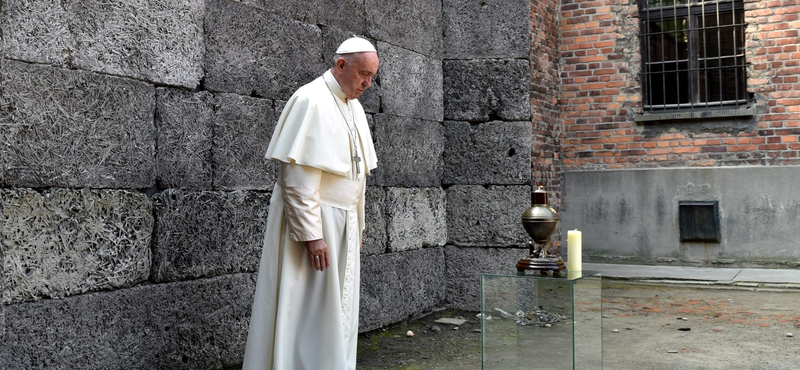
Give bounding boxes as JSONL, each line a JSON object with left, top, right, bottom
{"left": 357, "top": 281, "right": 800, "bottom": 370}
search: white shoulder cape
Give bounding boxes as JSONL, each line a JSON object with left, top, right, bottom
{"left": 265, "top": 72, "right": 377, "bottom": 176}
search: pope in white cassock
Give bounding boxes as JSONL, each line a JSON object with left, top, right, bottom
{"left": 242, "top": 37, "right": 380, "bottom": 370}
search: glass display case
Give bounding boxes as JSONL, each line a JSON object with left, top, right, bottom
{"left": 481, "top": 271, "right": 602, "bottom": 370}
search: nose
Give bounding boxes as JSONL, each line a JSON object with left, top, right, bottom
{"left": 363, "top": 77, "right": 372, "bottom": 88}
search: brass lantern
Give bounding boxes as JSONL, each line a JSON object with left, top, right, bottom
{"left": 516, "top": 186, "right": 565, "bottom": 275}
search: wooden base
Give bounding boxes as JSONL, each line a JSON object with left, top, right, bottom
{"left": 516, "top": 257, "right": 566, "bottom": 276}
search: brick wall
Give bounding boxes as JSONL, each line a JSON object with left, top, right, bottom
{"left": 557, "top": 0, "right": 800, "bottom": 266}
{"left": 746, "top": 0, "right": 800, "bottom": 161}
{"left": 531, "top": 0, "right": 563, "bottom": 208}
{"left": 559, "top": 0, "right": 800, "bottom": 170}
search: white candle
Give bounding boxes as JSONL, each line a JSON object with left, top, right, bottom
{"left": 567, "top": 229, "right": 582, "bottom": 276}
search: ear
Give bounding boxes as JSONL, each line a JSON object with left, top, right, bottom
{"left": 336, "top": 58, "right": 346, "bottom": 71}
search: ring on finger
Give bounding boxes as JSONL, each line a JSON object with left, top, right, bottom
{"left": 314, "top": 255, "right": 320, "bottom": 260}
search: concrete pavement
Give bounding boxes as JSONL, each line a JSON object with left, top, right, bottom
{"left": 584, "top": 263, "right": 800, "bottom": 289}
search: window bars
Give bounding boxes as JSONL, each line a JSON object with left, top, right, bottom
{"left": 639, "top": 0, "right": 747, "bottom": 111}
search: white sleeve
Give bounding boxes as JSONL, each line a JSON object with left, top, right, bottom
{"left": 281, "top": 162, "right": 323, "bottom": 242}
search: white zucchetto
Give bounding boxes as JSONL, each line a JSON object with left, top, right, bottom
{"left": 335, "top": 37, "right": 377, "bottom": 54}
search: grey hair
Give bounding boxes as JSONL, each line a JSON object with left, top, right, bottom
{"left": 332, "top": 53, "right": 359, "bottom": 65}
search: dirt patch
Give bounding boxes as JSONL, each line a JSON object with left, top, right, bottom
{"left": 601, "top": 282, "right": 800, "bottom": 370}
{"left": 357, "top": 308, "right": 482, "bottom": 370}
{"left": 357, "top": 282, "right": 800, "bottom": 369}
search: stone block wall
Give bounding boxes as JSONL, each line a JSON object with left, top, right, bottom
{"left": 2, "top": 0, "right": 205, "bottom": 88}
{"left": 0, "top": 60, "right": 156, "bottom": 189}
{"left": 0, "top": 1, "right": 275, "bottom": 367}
{"left": 0, "top": 0, "right": 536, "bottom": 367}
{"left": 442, "top": 0, "right": 535, "bottom": 311}
{"left": 1, "top": 189, "right": 152, "bottom": 305}
{"left": 2, "top": 273, "right": 255, "bottom": 370}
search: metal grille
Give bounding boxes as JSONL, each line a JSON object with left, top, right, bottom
{"left": 678, "top": 201, "right": 721, "bottom": 242}
{"left": 639, "top": 0, "right": 747, "bottom": 111}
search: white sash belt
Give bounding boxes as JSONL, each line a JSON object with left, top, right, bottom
{"left": 318, "top": 172, "right": 362, "bottom": 211}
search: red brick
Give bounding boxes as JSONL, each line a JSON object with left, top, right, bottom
{"left": 674, "top": 147, "right": 701, "bottom": 154}
{"left": 648, "top": 148, "right": 673, "bottom": 155}
{"left": 759, "top": 144, "right": 789, "bottom": 150}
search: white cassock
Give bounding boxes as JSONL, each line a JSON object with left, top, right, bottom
{"left": 242, "top": 70, "right": 377, "bottom": 370}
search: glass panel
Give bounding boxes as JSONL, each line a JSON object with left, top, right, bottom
{"left": 481, "top": 272, "right": 602, "bottom": 370}
{"left": 646, "top": 19, "right": 689, "bottom": 63}
{"left": 574, "top": 275, "right": 603, "bottom": 370}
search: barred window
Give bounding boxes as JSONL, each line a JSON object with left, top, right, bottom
{"left": 639, "top": 0, "right": 747, "bottom": 112}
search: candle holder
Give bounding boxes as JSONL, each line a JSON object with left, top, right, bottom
{"left": 516, "top": 186, "right": 565, "bottom": 275}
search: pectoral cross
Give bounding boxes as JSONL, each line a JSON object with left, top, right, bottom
{"left": 327, "top": 90, "right": 362, "bottom": 175}
{"left": 353, "top": 150, "right": 361, "bottom": 174}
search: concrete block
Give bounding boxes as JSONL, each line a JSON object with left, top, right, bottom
{"left": 67, "top": 0, "right": 205, "bottom": 88}
{"left": 0, "top": 60, "right": 155, "bottom": 189}
{"left": 446, "top": 185, "right": 530, "bottom": 247}
{"left": 2, "top": 0, "right": 204, "bottom": 88}
{"left": 443, "top": 121, "right": 532, "bottom": 185}
{"left": 151, "top": 190, "right": 269, "bottom": 282}
{"left": 442, "top": 0, "right": 530, "bottom": 59}
{"left": 369, "top": 115, "right": 443, "bottom": 187}
{"left": 154, "top": 273, "right": 254, "bottom": 370}
{"left": 321, "top": 27, "right": 380, "bottom": 113}
{"left": 360, "top": 248, "right": 446, "bottom": 332}
{"left": 249, "top": 0, "right": 318, "bottom": 24}
{"left": 0, "top": 273, "right": 255, "bottom": 370}
{"left": 445, "top": 245, "right": 525, "bottom": 311}
{"left": 366, "top": 0, "right": 442, "bottom": 57}
{"left": 357, "top": 81, "right": 381, "bottom": 115}
{"left": 212, "top": 94, "right": 279, "bottom": 190}
{"left": 385, "top": 188, "right": 447, "bottom": 252}
{"left": 1, "top": 203, "right": 3, "bottom": 341}
{"left": 157, "top": 90, "right": 278, "bottom": 191}
{"left": 562, "top": 166, "right": 800, "bottom": 265}
{"left": 156, "top": 88, "right": 215, "bottom": 189}
{"left": 1, "top": 188, "right": 152, "bottom": 305}
{"left": 362, "top": 186, "right": 387, "bottom": 256}
{"left": 204, "top": 0, "right": 325, "bottom": 100}
{"left": 443, "top": 59, "right": 531, "bottom": 121}
{"left": 1, "top": 0, "right": 76, "bottom": 66}
{"left": 319, "top": 0, "right": 366, "bottom": 34}
{"left": 229, "top": 0, "right": 365, "bottom": 31}
{"left": 275, "top": 100, "right": 288, "bottom": 116}
{"left": 378, "top": 42, "right": 443, "bottom": 122}
{"left": 229, "top": 0, "right": 266, "bottom": 9}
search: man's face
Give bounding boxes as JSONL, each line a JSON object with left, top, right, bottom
{"left": 335, "top": 52, "right": 379, "bottom": 100}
